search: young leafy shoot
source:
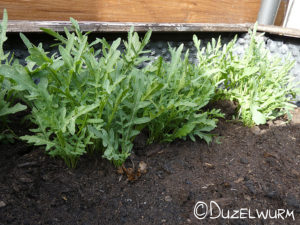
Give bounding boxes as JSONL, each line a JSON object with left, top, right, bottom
{"left": 0, "top": 9, "right": 27, "bottom": 142}
{"left": 144, "top": 43, "right": 223, "bottom": 144}
{"left": 212, "top": 24, "right": 298, "bottom": 126}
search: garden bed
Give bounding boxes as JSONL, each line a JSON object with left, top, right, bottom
{"left": 1, "top": 13, "right": 300, "bottom": 224}
{"left": 0, "top": 106, "right": 300, "bottom": 225}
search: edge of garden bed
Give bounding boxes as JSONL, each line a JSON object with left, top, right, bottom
{"left": 6, "top": 21, "right": 300, "bottom": 38}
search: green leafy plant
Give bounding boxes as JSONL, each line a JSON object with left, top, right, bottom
{"left": 0, "top": 9, "right": 27, "bottom": 142}
{"left": 0, "top": 16, "right": 222, "bottom": 167}
{"left": 213, "top": 25, "right": 298, "bottom": 126}
{"left": 1, "top": 10, "right": 297, "bottom": 167}
{"left": 0, "top": 16, "right": 159, "bottom": 167}
{"left": 143, "top": 41, "right": 223, "bottom": 144}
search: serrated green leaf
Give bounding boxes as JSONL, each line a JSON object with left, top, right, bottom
{"left": 21, "top": 135, "right": 55, "bottom": 150}
{"left": 133, "top": 117, "right": 151, "bottom": 125}
{"left": 40, "top": 27, "right": 67, "bottom": 44}
{"left": 62, "top": 103, "right": 100, "bottom": 134}
{"left": 0, "top": 103, "right": 27, "bottom": 117}
{"left": 250, "top": 105, "right": 266, "bottom": 125}
{"left": 174, "top": 123, "right": 196, "bottom": 139}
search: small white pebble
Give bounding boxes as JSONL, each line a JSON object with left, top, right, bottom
{"left": 164, "top": 195, "right": 172, "bottom": 202}
{"left": 0, "top": 201, "right": 6, "bottom": 208}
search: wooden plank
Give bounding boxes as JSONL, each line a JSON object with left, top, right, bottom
{"left": 257, "top": 24, "right": 300, "bottom": 38}
{"left": 6, "top": 21, "right": 300, "bottom": 39}
{"left": 0, "top": 0, "right": 261, "bottom": 23}
{"left": 6, "top": 21, "right": 252, "bottom": 33}
{"left": 275, "top": 0, "right": 289, "bottom": 26}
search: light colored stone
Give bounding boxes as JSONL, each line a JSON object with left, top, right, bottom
{"left": 0, "top": 201, "right": 6, "bottom": 208}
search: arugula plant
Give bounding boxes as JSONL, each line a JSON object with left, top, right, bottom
{"left": 144, "top": 43, "right": 223, "bottom": 144}
{"left": 0, "top": 15, "right": 222, "bottom": 166}
{"left": 2, "top": 11, "right": 296, "bottom": 167}
{"left": 213, "top": 25, "right": 298, "bottom": 126}
{"left": 0, "top": 9, "right": 27, "bottom": 142}
{"left": 92, "top": 28, "right": 159, "bottom": 166}
{"left": 0, "top": 16, "right": 157, "bottom": 167}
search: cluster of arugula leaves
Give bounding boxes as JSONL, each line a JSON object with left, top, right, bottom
{"left": 0, "top": 10, "right": 298, "bottom": 167}
{"left": 211, "top": 27, "right": 298, "bottom": 126}
{"left": 0, "top": 10, "right": 27, "bottom": 142}
{"left": 0, "top": 14, "right": 220, "bottom": 167}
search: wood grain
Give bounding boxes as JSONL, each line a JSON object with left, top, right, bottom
{"left": 6, "top": 21, "right": 252, "bottom": 33}
{"left": 275, "top": 0, "right": 289, "bottom": 26}
{"left": 6, "top": 21, "right": 300, "bottom": 38}
{"left": 0, "top": 0, "right": 261, "bottom": 23}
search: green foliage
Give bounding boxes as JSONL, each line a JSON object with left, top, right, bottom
{"left": 211, "top": 24, "right": 298, "bottom": 126}
{"left": 0, "top": 9, "right": 27, "bottom": 142}
{"left": 0, "top": 17, "right": 222, "bottom": 167}
{"left": 9, "top": 21, "right": 151, "bottom": 167}
{"left": 1, "top": 10, "right": 298, "bottom": 167}
{"left": 144, "top": 43, "right": 223, "bottom": 144}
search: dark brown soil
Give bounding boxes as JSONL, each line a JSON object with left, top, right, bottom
{"left": 0, "top": 108, "right": 300, "bottom": 225}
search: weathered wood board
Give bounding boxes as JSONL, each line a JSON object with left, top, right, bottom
{"left": 0, "top": 0, "right": 261, "bottom": 23}
{"left": 6, "top": 21, "right": 300, "bottom": 38}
